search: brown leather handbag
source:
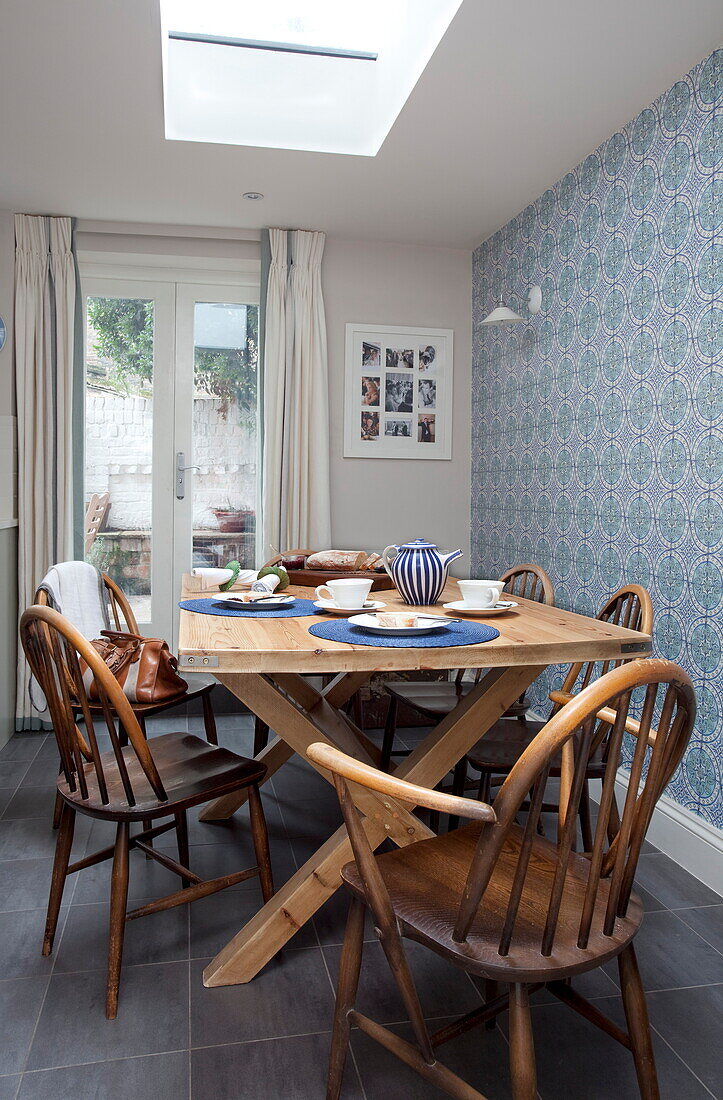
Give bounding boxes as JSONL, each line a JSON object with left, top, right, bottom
{"left": 82, "top": 630, "right": 188, "bottom": 704}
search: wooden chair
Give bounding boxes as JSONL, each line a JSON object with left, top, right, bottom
{"left": 20, "top": 604, "right": 274, "bottom": 1020}
{"left": 380, "top": 564, "right": 555, "bottom": 773}
{"left": 462, "top": 585, "right": 654, "bottom": 849}
{"left": 84, "top": 491, "right": 110, "bottom": 554}
{"left": 309, "top": 657, "right": 696, "bottom": 1099}
{"left": 38, "top": 572, "right": 220, "bottom": 837}
{"left": 37, "top": 572, "right": 219, "bottom": 747}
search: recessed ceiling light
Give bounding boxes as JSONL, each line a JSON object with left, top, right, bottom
{"left": 160, "top": 0, "right": 463, "bottom": 156}
{"left": 242, "top": 192, "right": 264, "bottom": 200}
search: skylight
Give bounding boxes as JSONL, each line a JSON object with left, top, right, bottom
{"left": 160, "top": 0, "right": 463, "bottom": 156}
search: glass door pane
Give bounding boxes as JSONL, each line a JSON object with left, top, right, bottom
{"left": 84, "top": 294, "right": 154, "bottom": 625}
{"left": 82, "top": 279, "right": 175, "bottom": 639}
{"left": 191, "top": 299, "right": 259, "bottom": 572}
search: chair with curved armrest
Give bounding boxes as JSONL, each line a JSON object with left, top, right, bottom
{"left": 310, "top": 657, "right": 695, "bottom": 1099}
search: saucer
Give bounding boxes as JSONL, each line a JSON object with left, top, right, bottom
{"left": 443, "top": 600, "right": 518, "bottom": 617}
{"left": 348, "top": 613, "right": 449, "bottom": 636}
{"left": 314, "top": 599, "right": 386, "bottom": 615}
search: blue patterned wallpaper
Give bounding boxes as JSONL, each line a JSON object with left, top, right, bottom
{"left": 471, "top": 49, "right": 723, "bottom": 829}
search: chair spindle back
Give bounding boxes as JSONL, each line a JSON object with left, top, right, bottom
{"left": 554, "top": 585, "right": 653, "bottom": 706}
{"left": 453, "top": 658, "right": 694, "bottom": 956}
{"left": 20, "top": 605, "right": 167, "bottom": 809}
{"left": 313, "top": 659, "right": 694, "bottom": 968}
{"left": 500, "top": 563, "right": 555, "bottom": 606}
{"left": 453, "top": 563, "right": 554, "bottom": 691}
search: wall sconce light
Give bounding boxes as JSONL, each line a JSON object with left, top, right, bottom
{"left": 480, "top": 285, "right": 542, "bottom": 326}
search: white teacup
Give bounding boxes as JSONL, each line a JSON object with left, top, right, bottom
{"left": 315, "top": 578, "right": 373, "bottom": 609}
{"left": 457, "top": 579, "right": 505, "bottom": 609}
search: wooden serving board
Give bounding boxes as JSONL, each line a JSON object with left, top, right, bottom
{"left": 283, "top": 568, "right": 395, "bottom": 591}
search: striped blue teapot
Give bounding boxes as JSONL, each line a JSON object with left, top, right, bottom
{"left": 381, "top": 539, "right": 463, "bottom": 606}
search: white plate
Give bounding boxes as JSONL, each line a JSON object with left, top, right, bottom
{"left": 443, "top": 600, "right": 518, "bottom": 617}
{"left": 348, "top": 613, "right": 450, "bottom": 636}
{"left": 217, "top": 594, "right": 295, "bottom": 610}
{"left": 314, "top": 599, "right": 386, "bottom": 615}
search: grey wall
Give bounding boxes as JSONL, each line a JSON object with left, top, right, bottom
{"left": 323, "top": 236, "right": 472, "bottom": 573}
{"left": 0, "top": 209, "right": 17, "bottom": 746}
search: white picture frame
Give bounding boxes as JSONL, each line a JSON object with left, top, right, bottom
{"left": 343, "top": 323, "right": 454, "bottom": 460}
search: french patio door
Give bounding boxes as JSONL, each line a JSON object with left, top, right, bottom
{"left": 81, "top": 271, "right": 260, "bottom": 647}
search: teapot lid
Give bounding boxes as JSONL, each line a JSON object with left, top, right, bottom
{"left": 398, "top": 538, "right": 437, "bottom": 550}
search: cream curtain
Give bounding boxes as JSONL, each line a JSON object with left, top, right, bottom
{"left": 15, "top": 215, "right": 77, "bottom": 725}
{"left": 262, "top": 229, "right": 331, "bottom": 557}
{"left": 261, "top": 228, "right": 289, "bottom": 558}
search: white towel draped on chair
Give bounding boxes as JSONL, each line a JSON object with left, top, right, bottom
{"left": 37, "top": 561, "right": 110, "bottom": 639}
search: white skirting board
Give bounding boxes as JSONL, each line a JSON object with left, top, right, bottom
{"left": 526, "top": 709, "right": 722, "bottom": 895}
{"left": 610, "top": 771, "right": 723, "bottom": 895}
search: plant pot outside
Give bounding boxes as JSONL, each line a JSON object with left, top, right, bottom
{"left": 213, "top": 509, "right": 255, "bottom": 533}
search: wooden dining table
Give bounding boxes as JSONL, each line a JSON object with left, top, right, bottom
{"left": 177, "top": 575, "right": 651, "bottom": 988}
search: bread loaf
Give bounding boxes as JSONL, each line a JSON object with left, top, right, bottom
{"left": 305, "top": 550, "right": 367, "bottom": 571}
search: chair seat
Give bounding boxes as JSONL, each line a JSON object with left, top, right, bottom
{"left": 58, "top": 732, "right": 265, "bottom": 820}
{"left": 385, "top": 680, "right": 474, "bottom": 717}
{"left": 466, "top": 718, "right": 607, "bottom": 777}
{"left": 341, "top": 823, "right": 642, "bottom": 982}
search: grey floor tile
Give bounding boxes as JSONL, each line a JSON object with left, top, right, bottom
{"left": 192, "top": 1033, "right": 363, "bottom": 1099}
{"left": 0, "top": 791, "right": 12, "bottom": 817}
{"left": 18, "top": 1051, "right": 189, "bottom": 1100}
{"left": 15, "top": 759, "right": 58, "bottom": 788}
{"left": 71, "top": 843, "right": 184, "bottom": 904}
{"left": 633, "top": 881, "right": 669, "bottom": 912}
{"left": 55, "top": 900, "right": 189, "bottom": 973}
{"left": 189, "top": 887, "right": 316, "bottom": 960}
{"left": 273, "top": 793, "right": 343, "bottom": 842}
{"left": 603, "top": 911, "right": 723, "bottom": 992}
{"left": 353, "top": 1018, "right": 514, "bottom": 1100}
{"left": 0, "top": 1076, "right": 20, "bottom": 1100}
{"left": 0, "top": 762, "right": 34, "bottom": 789}
{"left": 522, "top": 995, "right": 712, "bottom": 1099}
{"left": 154, "top": 793, "right": 286, "bottom": 849}
{"left": 470, "top": 964, "right": 620, "bottom": 1006}
{"left": 271, "top": 758, "right": 331, "bottom": 801}
{"left": 0, "top": 977, "right": 49, "bottom": 1075}
{"left": 190, "top": 948, "right": 335, "bottom": 1047}
{"left": 143, "top": 715, "right": 189, "bottom": 734}
{"left": 673, "top": 905, "right": 723, "bottom": 955}
{"left": 186, "top": 836, "right": 299, "bottom": 890}
{"left": 26, "top": 961, "right": 190, "bottom": 1070}
{"left": 647, "top": 984, "right": 723, "bottom": 1096}
{"left": 0, "top": 909, "right": 67, "bottom": 980}
{"left": 0, "top": 734, "right": 46, "bottom": 762}
{"left": 323, "top": 939, "right": 482, "bottom": 1025}
{"left": 311, "top": 886, "right": 377, "bottom": 947}
{"left": 634, "top": 853, "right": 722, "bottom": 910}
{"left": 1, "top": 788, "right": 58, "bottom": 821}
{"left": 32, "top": 738, "right": 64, "bottom": 761}
{"left": 0, "top": 816, "right": 91, "bottom": 862}
{"left": 0, "top": 860, "right": 56, "bottom": 913}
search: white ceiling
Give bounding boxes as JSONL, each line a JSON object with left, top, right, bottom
{"left": 0, "top": 0, "right": 721, "bottom": 248}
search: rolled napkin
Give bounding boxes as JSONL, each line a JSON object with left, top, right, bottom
{"left": 251, "top": 574, "right": 281, "bottom": 595}
{"left": 192, "top": 567, "right": 257, "bottom": 591}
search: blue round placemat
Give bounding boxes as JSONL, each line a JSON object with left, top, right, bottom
{"left": 179, "top": 597, "right": 319, "bottom": 619}
{"left": 307, "top": 619, "right": 500, "bottom": 648}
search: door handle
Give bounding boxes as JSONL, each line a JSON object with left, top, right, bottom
{"left": 176, "top": 452, "right": 200, "bottom": 500}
